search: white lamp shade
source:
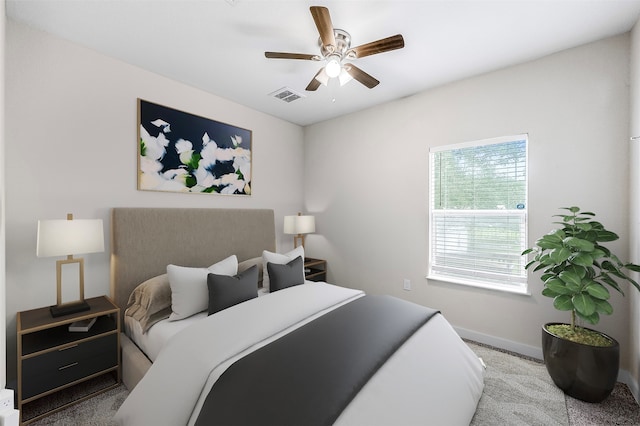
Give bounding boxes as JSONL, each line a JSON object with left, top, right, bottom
{"left": 283, "top": 216, "right": 297, "bottom": 234}
{"left": 284, "top": 215, "right": 316, "bottom": 235}
{"left": 37, "top": 219, "right": 105, "bottom": 257}
{"left": 296, "top": 215, "right": 315, "bottom": 234}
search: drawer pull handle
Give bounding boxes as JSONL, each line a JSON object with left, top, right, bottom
{"left": 58, "top": 344, "right": 78, "bottom": 352}
{"left": 58, "top": 362, "right": 78, "bottom": 371}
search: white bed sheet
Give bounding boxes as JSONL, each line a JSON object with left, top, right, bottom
{"left": 116, "top": 282, "right": 484, "bottom": 426}
{"left": 125, "top": 312, "right": 207, "bottom": 362}
{"left": 124, "top": 287, "right": 269, "bottom": 361}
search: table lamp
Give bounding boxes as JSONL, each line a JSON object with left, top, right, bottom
{"left": 37, "top": 213, "right": 105, "bottom": 317}
{"left": 284, "top": 212, "right": 315, "bottom": 248}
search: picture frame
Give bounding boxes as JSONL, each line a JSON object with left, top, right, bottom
{"left": 137, "top": 99, "right": 252, "bottom": 195}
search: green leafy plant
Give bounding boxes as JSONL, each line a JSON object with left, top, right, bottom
{"left": 523, "top": 207, "right": 640, "bottom": 336}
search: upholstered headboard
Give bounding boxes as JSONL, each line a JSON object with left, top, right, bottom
{"left": 110, "top": 208, "right": 276, "bottom": 323}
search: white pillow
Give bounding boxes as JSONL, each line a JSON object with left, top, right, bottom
{"left": 262, "top": 246, "right": 304, "bottom": 291}
{"left": 167, "top": 255, "right": 238, "bottom": 321}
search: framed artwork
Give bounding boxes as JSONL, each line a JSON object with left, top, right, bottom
{"left": 138, "top": 99, "right": 252, "bottom": 195}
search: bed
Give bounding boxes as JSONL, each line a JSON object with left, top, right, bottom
{"left": 110, "top": 207, "right": 484, "bottom": 425}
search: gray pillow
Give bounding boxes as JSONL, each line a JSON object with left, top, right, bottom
{"left": 207, "top": 265, "right": 259, "bottom": 315}
{"left": 267, "top": 256, "right": 305, "bottom": 292}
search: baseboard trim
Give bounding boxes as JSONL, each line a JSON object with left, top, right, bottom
{"left": 455, "top": 325, "right": 637, "bottom": 397}
{"left": 455, "top": 326, "right": 543, "bottom": 360}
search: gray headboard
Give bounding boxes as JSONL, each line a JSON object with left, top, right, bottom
{"left": 110, "top": 208, "right": 276, "bottom": 323}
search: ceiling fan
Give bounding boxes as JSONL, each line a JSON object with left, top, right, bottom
{"left": 265, "top": 6, "right": 405, "bottom": 91}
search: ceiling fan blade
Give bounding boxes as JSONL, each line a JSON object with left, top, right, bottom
{"left": 310, "top": 6, "right": 336, "bottom": 52}
{"left": 347, "top": 34, "right": 405, "bottom": 59}
{"left": 306, "top": 69, "right": 324, "bottom": 91}
{"left": 344, "top": 64, "right": 379, "bottom": 89}
{"left": 265, "top": 52, "right": 321, "bottom": 61}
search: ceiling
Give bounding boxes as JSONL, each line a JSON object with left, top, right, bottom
{"left": 7, "top": 0, "right": 640, "bottom": 126}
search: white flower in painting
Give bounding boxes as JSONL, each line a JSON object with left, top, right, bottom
{"left": 199, "top": 137, "right": 219, "bottom": 169}
{"left": 194, "top": 166, "right": 215, "bottom": 188}
{"left": 193, "top": 141, "right": 217, "bottom": 190}
{"left": 162, "top": 168, "right": 189, "bottom": 185}
{"left": 193, "top": 136, "right": 220, "bottom": 189}
{"left": 139, "top": 173, "right": 160, "bottom": 191}
{"left": 139, "top": 161, "right": 188, "bottom": 192}
{"left": 139, "top": 156, "right": 165, "bottom": 190}
{"left": 175, "top": 139, "right": 192, "bottom": 154}
{"left": 149, "top": 168, "right": 189, "bottom": 192}
{"left": 215, "top": 147, "right": 235, "bottom": 162}
{"left": 140, "top": 125, "right": 169, "bottom": 161}
{"left": 151, "top": 119, "right": 171, "bottom": 133}
{"left": 156, "top": 178, "right": 189, "bottom": 192}
{"left": 139, "top": 155, "right": 163, "bottom": 175}
{"left": 231, "top": 135, "right": 242, "bottom": 147}
{"left": 217, "top": 173, "right": 245, "bottom": 194}
{"left": 202, "top": 132, "right": 213, "bottom": 146}
{"left": 233, "top": 151, "right": 251, "bottom": 182}
{"left": 175, "top": 139, "right": 195, "bottom": 165}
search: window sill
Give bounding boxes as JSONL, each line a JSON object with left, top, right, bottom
{"left": 426, "top": 274, "right": 531, "bottom": 296}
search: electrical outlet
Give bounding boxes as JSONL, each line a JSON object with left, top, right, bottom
{"left": 0, "top": 389, "right": 14, "bottom": 411}
{"left": 403, "top": 279, "right": 411, "bottom": 291}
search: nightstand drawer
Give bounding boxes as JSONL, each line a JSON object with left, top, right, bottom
{"left": 17, "top": 296, "right": 121, "bottom": 424}
{"left": 22, "top": 333, "right": 117, "bottom": 399}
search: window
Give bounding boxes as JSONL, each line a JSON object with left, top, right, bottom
{"left": 428, "top": 134, "right": 528, "bottom": 294}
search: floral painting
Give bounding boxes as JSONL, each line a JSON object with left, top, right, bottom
{"left": 138, "top": 99, "right": 252, "bottom": 195}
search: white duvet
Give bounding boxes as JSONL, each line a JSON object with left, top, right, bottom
{"left": 115, "top": 282, "right": 484, "bottom": 426}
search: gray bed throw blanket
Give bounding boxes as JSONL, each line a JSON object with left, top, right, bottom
{"left": 195, "top": 295, "right": 440, "bottom": 426}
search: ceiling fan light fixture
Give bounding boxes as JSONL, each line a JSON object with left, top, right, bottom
{"left": 265, "top": 7, "right": 405, "bottom": 92}
{"left": 338, "top": 68, "right": 353, "bottom": 86}
{"left": 315, "top": 69, "right": 330, "bottom": 86}
{"left": 325, "top": 55, "right": 342, "bottom": 78}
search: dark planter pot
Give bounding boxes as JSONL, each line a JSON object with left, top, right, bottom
{"left": 542, "top": 323, "right": 619, "bottom": 403}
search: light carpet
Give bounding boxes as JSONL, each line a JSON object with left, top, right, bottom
{"left": 468, "top": 341, "right": 568, "bottom": 425}
{"left": 28, "top": 341, "right": 640, "bottom": 425}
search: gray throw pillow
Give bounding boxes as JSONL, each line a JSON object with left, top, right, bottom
{"left": 267, "top": 256, "right": 305, "bottom": 292}
{"left": 207, "top": 265, "right": 259, "bottom": 315}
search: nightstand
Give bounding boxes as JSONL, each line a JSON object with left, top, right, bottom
{"left": 17, "top": 296, "right": 120, "bottom": 425}
{"left": 304, "top": 257, "right": 327, "bottom": 282}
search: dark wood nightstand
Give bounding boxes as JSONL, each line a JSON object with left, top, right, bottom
{"left": 305, "top": 258, "right": 327, "bottom": 282}
{"left": 17, "top": 296, "right": 121, "bottom": 425}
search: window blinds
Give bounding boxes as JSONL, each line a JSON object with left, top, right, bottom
{"left": 429, "top": 136, "right": 528, "bottom": 291}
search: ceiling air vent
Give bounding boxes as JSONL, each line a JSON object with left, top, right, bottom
{"left": 269, "top": 87, "right": 306, "bottom": 103}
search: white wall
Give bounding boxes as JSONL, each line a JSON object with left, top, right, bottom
{"left": 1, "top": 0, "right": 7, "bottom": 389}
{"left": 4, "top": 20, "right": 305, "bottom": 383}
{"left": 305, "top": 35, "right": 634, "bottom": 368}
{"left": 629, "top": 18, "right": 640, "bottom": 401}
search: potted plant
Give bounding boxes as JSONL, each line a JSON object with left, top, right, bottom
{"left": 523, "top": 206, "right": 640, "bottom": 402}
